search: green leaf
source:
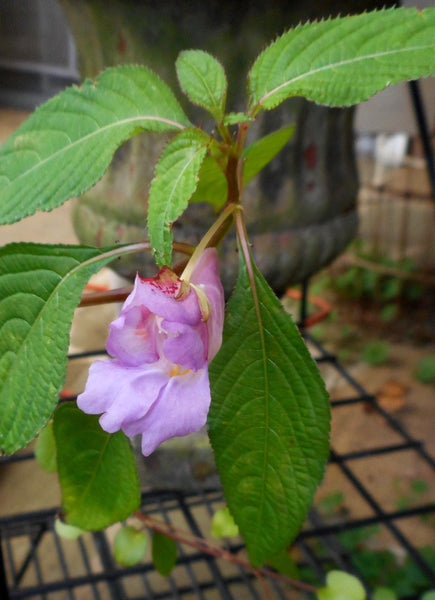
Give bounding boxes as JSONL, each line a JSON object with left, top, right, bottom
{"left": 53, "top": 404, "right": 140, "bottom": 530}
{"left": 373, "top": 588, "right": 398, "bottom": 600}
{"left": 0, "top": 241, "right": 142, "bottom": 454}
{"left": 189, "top": 156, "right": 227, "bottom": 208}
{"left": 242, "top": 125, "right": 294, "bottom": 184}
{"left": 410, "top": 478, "right": 429, "bottom": 494}
{"left": 114, "top": 526, "right": 148, "bottom": 567}
{"left": 0, "top": 65, "right": 191, "bottom": 225}
{"left": 414, "top": 356, "right": 435, "bottom": 384}
{"left": 361, "top": 341, "right": 390, "bottom": 366}
{"left": 211, "top": 507, "right": 239, "bottom": 538}
{"left": 267, "top": 548, "right": 301, "bottom": 580}
{"left": 190, "top": 126, "right": 294, "bottom": 210}
{"left": 422, "top": 592, "right": 435, "bottom": 600}
{"left": 223, "top": 113, "right": 254, "bottom": 126}
{"left": 176, "top": 50, "right": 227, "bottom": 122}
{"left": 208, "top": 251, "right": 330, "bottom": 566}
{"left": 54, "top": 518, "right": 85, "bottom": 540}
{"left": 148, "top": 129, "right": 208, "bottom": 267}
{"left": 249, "top": 7, "right": 435, "bottom": 112}
{"left": 34, "top": 422, "right": 57, "bottom": 473}
{"left": 152, "top": 531, "right": 177, "bottom": 576}
{"left": 317, "top": 571, "right": 366, "bottom": 600}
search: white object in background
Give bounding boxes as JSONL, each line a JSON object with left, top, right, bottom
{"left": 372, "top": 132, "right": 409, "bottom": 186}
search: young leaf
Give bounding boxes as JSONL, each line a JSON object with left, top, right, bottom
{"left": 114, "top": 526, "right": 148, "bottom": 567}
{"left": 190, "top": 126, "right": 294, "bottom": 210}
{"left": 53, "top": 404, "right": 140, "bottom": 530}
{"left": 242, "top": 125, "right": 294, "bottom": 184}
{"left": 34, "top": 422, "right": 57, "bottom": 473}
{"left": 223, "top": 113, "right": 254, "bottom": 126}
{"left": 0, "top": 65, "right": 191, "bottom": 225}
{"left": 208, "top": 251, "right": 330, "bottom": 566}
{"left": 317, "top": 570, "right": 366, "bottom": 600}
{"left": 176, "top": 50, "right": 227, "bottom": 122}
{"left": 211, "top": 507, "right": 239, "bottom": 539}
{"left": 249, "top": 7, "right": 435, "bottom": 112}
{"left": 373, "top": 588, "right": 398, "bottom": 600}
{"left": 0, "top": 241, "right": 145, "bottom": 454}
{"left": 152, "top": 531, "right": 178, "bottom": 576}
{"left": 54, "top": 518, "right": 85, "bottom": 541}
{"left": 189, "top": 156, "right": 227, "bottom": 208}
{"left": 147, "top": 129, "right": 208, "bottom": 267}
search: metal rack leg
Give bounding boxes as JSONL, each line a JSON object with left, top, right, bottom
{"left": 408, "top": 79, "right": 435, "bottom": 202}
{"left": 299, "top": 279, "right": 309, "bottom": 330}
{"left": 0, "top": 535, "right": 10, "bottom": 600}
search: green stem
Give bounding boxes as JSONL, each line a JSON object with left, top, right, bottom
{"left": 217, "top": 123, "right": 233, "bottom": 146}
{"left": 181, "top": 116, "right": 253, "bottom": 283}
{"left": 234, "top": 208, "right": 256, "bottom": 290}
{"left": 181, "top": 203, "right": 238, "bottom": 282}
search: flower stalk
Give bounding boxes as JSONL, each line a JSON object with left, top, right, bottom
{"left": 181, "top": 202, "right": 239, "bottom": 283}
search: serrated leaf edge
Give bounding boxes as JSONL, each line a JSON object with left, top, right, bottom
{"left": 148, "top": 131, "right": 208, "bottom": 266}
{"left": 0, "top": 242, "right": 149, "bottom": 453}
{"left": 176, "top": 50, "right": 227, "bottom": 121}
{"left": 248, "top": 7, "right": 435, "bottom": 112}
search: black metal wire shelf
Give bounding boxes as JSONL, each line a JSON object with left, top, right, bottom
{"left": 1, "top": 318, "right": 434, "bottom": 600}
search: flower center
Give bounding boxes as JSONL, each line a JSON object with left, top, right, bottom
{"left": 170, "top": 364, "right": 191, "bottom": 378}
{"left": 135, "top": 327, "right": 148, "bottom": 339}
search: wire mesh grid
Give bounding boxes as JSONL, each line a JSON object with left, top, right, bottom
{"left": 0, "top": 310, "right": 434, "bottom": 600}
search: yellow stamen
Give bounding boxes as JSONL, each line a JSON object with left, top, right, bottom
{"left": 190, "top": 283, "right": 211, "bottom": 322}
{"left": 170, "top": 364, "right": 191, "bottom": 378}
{"left": 136, "top": 328, "right": 148, "bottom": 339}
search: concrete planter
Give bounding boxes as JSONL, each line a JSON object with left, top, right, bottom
{"left": 57, "top": 0, "right": 388, "bottom": 295}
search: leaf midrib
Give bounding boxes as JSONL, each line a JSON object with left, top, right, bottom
{"left": 161, "top": 144, "right": 206, "bottom": 231}
{"left": 1, "top": 115, "right": 186, "bottom": 191}
{"left": 254, "top": 43, "right": 435, "bottom": 108}
{"left": 245, "top": 271, "right": 270, "bottom": 541}
{"left": 184, "top": 59, "right": 222, "bottom": 115}
{"left": 0, "top": 256, "right": 87, "bottom": 439}
{"left": 73, "top": 432, "right": 112, "bottom": 513}
{"left": 0, "top": 244, "right": 141, "bottom": 446}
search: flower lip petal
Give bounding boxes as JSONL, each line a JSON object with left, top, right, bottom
{"left": 138, "top": 367, "right": 211, "bottom": 456}
{"left": 78, "top": 359, "right": 169, "bottom": 434}
{"left": 77, "top": 359, "right": 120, "bottom": 416}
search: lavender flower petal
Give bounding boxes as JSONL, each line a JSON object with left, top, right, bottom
{"left": 190, "top": 249, "right": 225, "bottom": 361}
{"left": 161, "top": 320, "right": 207, "bottom": 371}
{"left": 107, "top": 305, "right": 159, "bottom": 366}
{"left": 77, "top": 359, "right": 167, "bottom": 433}
{"left": 138, "top": 367, "right": 211, "bottom": 456}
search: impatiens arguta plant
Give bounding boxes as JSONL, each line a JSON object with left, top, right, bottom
{"left": 1, "top": 6, "right": 435, "bottom": 579}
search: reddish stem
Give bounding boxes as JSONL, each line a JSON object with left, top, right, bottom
{"left": 134, "top": 512, "right": 317, "bottom": 594}
{"left": 79, "top": 287, "right": 132, "bottom": 307}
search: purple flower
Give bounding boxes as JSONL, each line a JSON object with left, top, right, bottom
{"left": 77, "top": 249, "right": 224, "bottom": 456}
